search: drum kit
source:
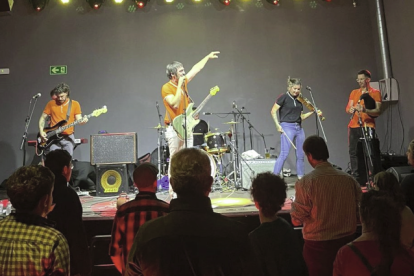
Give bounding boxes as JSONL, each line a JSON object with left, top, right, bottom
{"left": 149, "top": 120, "right": 242, "bottom": 192}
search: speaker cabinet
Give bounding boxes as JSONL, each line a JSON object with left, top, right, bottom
{"left": 386, "top": 166, "right": 414, "bottom": 183}
{"left": 91, "top": 132, "right": 137, "bottom": 165}
{"left": 241, "top": 159, "right": 276, "bottom": 190}
{"left": 96, "top": 164, "right": 129, "bottom": 197}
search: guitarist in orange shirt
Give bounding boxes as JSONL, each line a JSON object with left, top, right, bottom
{"left": 38, "top": 83, "right": 88, "bottom": 156}
{"left": 162, "top": 51, "right": 220, "bottom": 160}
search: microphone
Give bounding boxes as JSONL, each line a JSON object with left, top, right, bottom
{"left": 203, "top": 112, "right": 212, "bottom": 115}
{"left": 232, "top": 101, "right": 237, "bottom": 108}
{"left": 32, "top": 93, "right": 41, "bottom": 99}
{"left": 306, "top": 86, "right": 312, "bottom": 91}
{"left": 156, "top": 101, "right": 159, "bottom": 107}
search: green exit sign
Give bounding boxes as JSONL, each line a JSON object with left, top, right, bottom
{"left": 50, "top": 65, "right": 67, "bottom": 75}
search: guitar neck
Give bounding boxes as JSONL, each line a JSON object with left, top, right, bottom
{"left": 193, "top": 94, "right": 213, "bottom": 117}
{"left": 55, "top": 114, "right": 92, "bottom": 134}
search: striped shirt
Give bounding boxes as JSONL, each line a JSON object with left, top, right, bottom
{"left": 109, "top": 191, "right": 169, "bottom": 272}
{"left": 0, "top": 213, "right": 70, "bottom": 276}
{"left": 291, "top": 162, "right": 362, "bottom": 241}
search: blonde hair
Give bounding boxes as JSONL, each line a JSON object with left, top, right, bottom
{"left": 409, "top": 139, "right": 414, "bottom": 153}
{"left": 287, "top": 76, "right": 301, "bottom": 90}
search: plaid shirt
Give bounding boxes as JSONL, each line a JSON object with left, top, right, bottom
{"left": 109, "top": 191, "right": 169, "bottom": 272}
{"left": 0, "top": 213, "right": 70, "bottom": 276}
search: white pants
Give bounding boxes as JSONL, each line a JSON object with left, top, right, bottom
{"left": 165, "top": 126, "right": 193, "bottom": 193}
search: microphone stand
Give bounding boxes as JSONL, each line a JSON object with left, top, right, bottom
{"left": 20, "top": 97, "right": 40, "bottom": 166}
{"left": 155, "top": 102, "right": 164, "bottom": 180}
{"left": 233, "top": 105, "right": 267, "bottom": 154}
{"left": 306, "top": 87, "right": 327, "bottom": 142}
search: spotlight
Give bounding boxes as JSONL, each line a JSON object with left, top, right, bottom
{"left": 353, "top": 0, "right": 356, "bottom": 7}
{"left": 134, "top": 0, "right": 148, "bottom": 8}
{"left": 114, "top": 0, "right": 123, "bottom": 2}
{"left": 61, "top": 0, "right": 70, "bottom": 3}
{"left": 266, "top": 0, "right": 278, "bottom": 5}
{"left": 219, "top": 0, "right": 230, "bottom": 5}
{"left": 30, "top": 0, "right": 49, "bottom": 11}
{"left": 86, "top": 0, "right": 105, "bottom": 9}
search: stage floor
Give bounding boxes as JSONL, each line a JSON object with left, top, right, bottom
{"left": 79, "top": 176, "right": 297, "bottom": 220}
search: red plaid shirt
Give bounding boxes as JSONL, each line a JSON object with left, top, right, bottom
{"left": 109, "top": 192, "right": 169, "bottom": 271}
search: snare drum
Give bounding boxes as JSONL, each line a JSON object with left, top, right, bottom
{"left": 205, "top": 133, "right": 228, "bottom": 154}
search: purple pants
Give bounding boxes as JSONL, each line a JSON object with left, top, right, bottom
{"left": 273, "top": 122, "right": 305, "bottom": 177}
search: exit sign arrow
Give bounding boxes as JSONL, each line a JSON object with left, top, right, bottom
{"left": 50, "top": 66, "right": 67, "bottom": 75}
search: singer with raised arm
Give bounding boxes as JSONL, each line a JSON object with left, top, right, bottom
{"left": 162, "top": 51, "right": 219, "bottom": 162}
{"left": 38, "top": 83, "right": 88, "bottom": 156}
{"left": 271, "top": 77, "right": 318, "bottom": 180}
{"left": 346, "top": 70, "right": 382, "bottom": 184}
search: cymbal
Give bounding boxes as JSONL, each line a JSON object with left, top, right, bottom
{"left": 223, "top": 121, "right": 239, "bottom": 124}
{"left": 149, "top": 125, "right": 166, "bottom": 129}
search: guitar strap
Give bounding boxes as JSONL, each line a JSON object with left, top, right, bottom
{"left": 66, "top": 99, "right": 72, "bottom": 121}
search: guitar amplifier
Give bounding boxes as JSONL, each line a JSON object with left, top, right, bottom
{"left": 241, "top": 159, "right": 276, "bottom": 190}
{"left": 91, "top": 132, "right": 137, "bottom": 165}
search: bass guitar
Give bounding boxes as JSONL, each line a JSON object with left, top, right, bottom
{"left": 172, "top": 86, "right": 219, "bottom": 139}
{"left": 37, "top": 106, "right": 107, "bottom": 154}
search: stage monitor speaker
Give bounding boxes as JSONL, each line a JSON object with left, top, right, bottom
{"left": 381, "top": 154, "right": 408, "bottom": 170}
{"left": 0, "top": 0, "right": 13, "bottom": 12}
{"left": 386, "top": 166, "right": 414, "bottom": 183}
{"left": 96, "top": 164, "right": 129, "bottom": 197}
{"left": 241, "top": 159, "right": 276, "bottom": 190}
{"left": 91, "top": 132, "right": 137, "bottom": 165}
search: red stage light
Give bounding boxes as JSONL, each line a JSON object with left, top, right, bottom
{"left": 273, "top": 0, "right": 278, "bottom": 4}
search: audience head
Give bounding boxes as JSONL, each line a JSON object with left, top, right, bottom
{"left": 250, "top": 172, "right": 287, "bottom": 218}
{"left": 303, "top": 135, "right": 329, "bottom": 164}
{"left": 133, "top": 162, "right": 159, "bottom": 191}
{"left": 373, "top": 171, "right": 405, "bottom": 209}
{"left": 360, "top": 190, "right": 404, "bottom": 272}
{"left": 407, "top": 139, "right": 414, "bottom": 167}
{"left": 6, "top": 165, "right": 55, "bottom": 216}
{"left": 170, "top": 148, "right": 213, "bottom": 197}
{"left": 44, "top": 150, "right": 72, "bottom": 181}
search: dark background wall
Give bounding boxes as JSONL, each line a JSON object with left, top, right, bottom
{"left": 0, "top": 0, "right": 412, "bottom": 182}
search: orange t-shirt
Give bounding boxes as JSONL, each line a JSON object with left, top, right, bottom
{"left": 161, "top": 79, "right": 191, "bottom": 125}
{"left": 43, "top": 99, "right": 82, "bottom": 135}
{"left": 347, "top": 88, "right": 381, "bottom": 128}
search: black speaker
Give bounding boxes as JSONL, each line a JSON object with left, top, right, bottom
{"left": 71, "top": 161, "right": 96, "bottom": 190}
{"left": 96, "top": 164, "right": 129, "bottom": 197}
{"left": 0, "top": 0, "right": 13, "bottom": 12}
{"left": 381, "top": 154, "right": 408, "bottom": 170}
{"left": 386, "top": 166, "right": 414, "bottom": 183}
{"left": 241, "top": 159, "right": 276, "bottom": 190}
{"left": 91, "top": 132, "right": 137, "bottom": 165}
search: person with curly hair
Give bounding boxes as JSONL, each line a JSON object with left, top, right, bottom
{"left": 249, "top": 172, "right": 307, "bottom": 276}
{"left": 334, "top": 190, "right": 414, "bottom": 276}
{"left": 0, "top": 165, "right": 70, "bottom": 276}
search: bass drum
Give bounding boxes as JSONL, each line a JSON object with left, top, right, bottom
{"left": 150, "top": 146, "right": 170, "bottom": 175}
{"left": 207, "top": 153, "right": 217, "bottom": 178}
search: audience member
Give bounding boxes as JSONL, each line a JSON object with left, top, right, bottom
{"left": 125, "top": 148, "right": 257, "bottom": 276}
{"left": 291, "top": 135, "right": 362, "bottom": 276}
{"left": 401, "top": 139, "right": 414, "bottom": 212}
{"left": 373, "top": 171, "right": 414, "bottom": 250}
{"left": 109, "top": 162, "right": 170, "bottom": 273}
{"left": 334, "top": 190, "right": 414, "bottom": 275}
{"left": 249, "top": 172, "right": 308, "bottom": 276}
{"left": 0, "top": 165, "right": 70, "bottom": 275}
{"left": 44, "top": 149, "right": 91, "bottom": 276}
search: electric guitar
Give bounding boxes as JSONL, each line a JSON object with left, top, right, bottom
{"left": 172, "top": 86, "right": 219, "bottom": 139}
{"left": 37, "top": 106, "right": 107, "bottom": 154}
